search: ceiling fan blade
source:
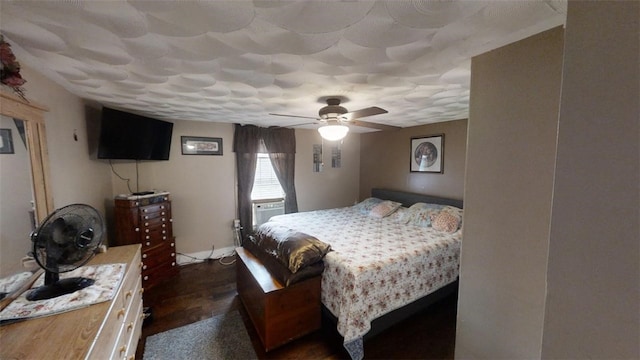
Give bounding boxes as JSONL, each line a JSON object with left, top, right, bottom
{"left": 341, "top": 106, "right": 388, "bottom": 121}
{"left": 269, "top": 113, "right": 319, "bottom": 120}
{"left": 350, "top": 119, "right": 401, "bottom": 131}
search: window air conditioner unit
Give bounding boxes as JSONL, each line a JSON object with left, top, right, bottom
{"left": 252, "top": 199, "right": 285, "bottom": 227}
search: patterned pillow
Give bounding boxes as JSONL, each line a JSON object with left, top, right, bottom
{"left": 369, "top": 201, "right": 402, "bottom": 218}
{"left": 353, "top": 197, "right": 383, "bottom": 214}
{"left": 432, "top": 211, "right": 461, "bottom": 233}
{"left": 440, "top": 205, "right": 463, "bottom": 219}
{"left": 387, "top": 206, "right": 410, "bottom": 223}
{"left": 406, "top": 203, "right": 444, "bottom": 227}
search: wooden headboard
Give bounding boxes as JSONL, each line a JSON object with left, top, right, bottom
{"left": 371, "top": 188, "right": 463, "bottom": 209}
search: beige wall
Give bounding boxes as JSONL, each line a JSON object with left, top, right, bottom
{"left": 0, "top": 115, "right": 34, "bottom": 276}
{"left": 0, "top": 66, "right": 113, "bottom": 275}
{"left": 456, "top": 27, "right": 564, "bottom": 359}
{"left": 359, "top": 119, "right": 467, "bottom": 201}
{"left": 19, "top": 67, "right": 114, "bottom": 211}
{"left": 294, "top": 129, "right": 360, "bottom": 211}
{"left": 106, "top": 123, "right": 361, "bottom": 259}
{"left": 542, "top": 1, "right": 639, "bottom": 358}
{"left": 457, "top": 2, "right": 639, "bottom": 359}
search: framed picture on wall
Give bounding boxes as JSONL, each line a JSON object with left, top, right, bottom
{"left": 0, "top": 129, "right": 14, "bottom": 154}
{"left": 410, "top": 134, "right": 444, "bottom": 173}
{"left": 181, "top": 136, "right": 223, "bottom": 155}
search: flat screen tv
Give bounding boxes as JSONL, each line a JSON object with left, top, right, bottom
{"left": 97, "top": 107, "right": 173, "bottom": 160}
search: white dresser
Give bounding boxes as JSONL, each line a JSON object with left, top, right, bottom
{"left": 0, "top": 245, "right": 143, "bottom": 360}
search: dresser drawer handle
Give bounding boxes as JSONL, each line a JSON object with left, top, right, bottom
{"left": 138, "top": 262, "right": 142, "bottom": 269}
{"left": 170, "top": 218, "right": 173, "bottom": 222}
{"left": 144, "top": 275, "right": 149, "bottom": 281}
{"left": 145, "top": 229, "right": 150, "bottom": 233}
{"left": 144, "top": 222, "right": 149, "bottom": 226}
{"left": 135, "top": 227, "right": 140, "bottom": 232}
{"left": 172, "top": 261, "right": 176, "bottom": 266}
{"left": 140, "top": 288, "right": 144, "bottom": 295}
{"left": 162, "top": 230, "right": 166, "bottom": 234}
{"left": 142, "top": 264, "right": 147, "bottom": 270}
{"left": 117, "top": 308, "right": 126, "bottom": 319}
{"left": 162, "top": 224, "right": 166, "bottom": 228}
{"left": 144, "top": 215, "right": 149, "bottom": 220}
{"left": 171, "top": 253, "right": 175, "bottom": 257}
{"left": 163, "top": 236, "right": 167, "bottom": 240}
{"left": 125, "top": 290, "right": 133, "bottom": 299}
{"left": 127, "top": 322, "right": 134, "bottom": 332}
{"left": 161, "top": 218, "right": 166, "bottom": 222}
{"left": 143, "top": 208, "right": 147, "bottom": 213}
{"left": 145, "top": 235, "right": 150, "bottom": 240}
{"left": 142, "top": 254, "right": 148, "bottom": 259}
{"left": 171, "top": 242, "right": 175, "bottom": 247}
{"left": 146, "top": 241, "right": 151, "bottom": 246}
{"left": 161, "top": 211, "right": 165, "bottom": 216}
{"left": 119, "top": 345, "right": 127, "bottom": 356}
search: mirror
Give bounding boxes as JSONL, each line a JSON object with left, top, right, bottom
{"left": 0, "top": 90, "right": 51, "bottom": 277}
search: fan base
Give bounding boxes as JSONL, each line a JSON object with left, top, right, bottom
{"left": 26, "top": 277, "right": 95, "bottom": 301}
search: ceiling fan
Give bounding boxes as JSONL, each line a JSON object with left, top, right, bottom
{"left": 269, "top": 97, "right": 400, "bottom": 141}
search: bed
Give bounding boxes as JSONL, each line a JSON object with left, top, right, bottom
{"left": 243, "top": 188, "right": 463, "bottom": 359}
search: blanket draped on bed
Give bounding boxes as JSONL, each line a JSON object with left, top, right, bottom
{"left": 259, "top": 206, "right": 462, "bottom": 360}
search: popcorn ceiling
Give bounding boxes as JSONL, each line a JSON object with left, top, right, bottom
{"left": 0, "top": 0, "right": 566, "bottom": 131}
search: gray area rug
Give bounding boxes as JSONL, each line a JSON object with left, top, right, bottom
{"left": 143, "top": 311, "right": 257, "bottom": 360}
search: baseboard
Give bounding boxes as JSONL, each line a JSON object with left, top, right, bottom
{"left": 176, "top": 246, "right": 236, "bottom": 266}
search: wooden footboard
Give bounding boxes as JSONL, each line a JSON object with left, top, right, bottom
{"left": 236, "top": 247, "right": 321, "bottom": 351}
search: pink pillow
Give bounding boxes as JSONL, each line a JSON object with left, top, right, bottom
{"left": 432, "top": 211, "right": 461, "bottom": 233}
{"left": 369, "top": 201, "right": 402, "bottom": 218}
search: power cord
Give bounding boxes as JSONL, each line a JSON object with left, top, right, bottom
{"left": 108, "top": 160, "right": 134, "bottom": 194}
{"left": 177, "top": 245, "right": 215, "bottom": 265}
{"left": 218, "top": 220, "right": 242, "bottom": 266}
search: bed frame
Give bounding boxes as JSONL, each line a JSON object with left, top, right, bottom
{"left": 322, "top": 188, "right": 463, "bottom": 342}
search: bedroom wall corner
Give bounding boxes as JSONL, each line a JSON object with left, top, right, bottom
{"left": 294, "top": 129, "right": 360, "bottom": 211}
{"left": 359, "top": 119, "right": 467, "bottom": 201}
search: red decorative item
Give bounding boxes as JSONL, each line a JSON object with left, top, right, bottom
{"left": 0, "top": 35, "right": 27, "bottom": 100}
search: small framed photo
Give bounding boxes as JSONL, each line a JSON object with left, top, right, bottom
{"left": 410, "top": 134, "right": 444, "bottom": 173}
{"left": 0, "top": 129, "right": 14, "bottom": 154}
{"left": 181, "top": 136, "right": 223, "bottom": 155}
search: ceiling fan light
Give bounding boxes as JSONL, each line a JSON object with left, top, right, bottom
{"left": 318, "top": 124, "right": 349, "bottom": 141}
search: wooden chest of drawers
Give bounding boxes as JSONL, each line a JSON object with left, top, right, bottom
{"left": 113, "top": 193, "right": 178, "bottom": 290}
{"left": 0, "top": 245, "right": 143, "bottom": 360}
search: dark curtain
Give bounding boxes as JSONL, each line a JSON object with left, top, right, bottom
{"left": 233, "top": 124, "right": 299, "bottom": 238}
{"left": 263, "top": 127, "right": 298, "bottom": 213}
{"left": 233, "top": 125, "right": 261, "bottom": 239}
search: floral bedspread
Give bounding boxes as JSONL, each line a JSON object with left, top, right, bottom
{"left": 268, "top": 206, "right": 461, "bottom": 359}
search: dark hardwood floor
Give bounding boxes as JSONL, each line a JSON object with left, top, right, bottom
{"left": 135, "top": 255, "right": 457, "bottom": 359}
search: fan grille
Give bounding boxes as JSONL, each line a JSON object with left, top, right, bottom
{"left": 32, "top": 204, "right": 104, "bottom": 273}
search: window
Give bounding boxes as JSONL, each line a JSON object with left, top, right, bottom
{"left": 251, "top": 153, "right": 285, "bottom": 200}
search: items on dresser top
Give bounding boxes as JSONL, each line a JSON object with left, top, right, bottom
{"left": 0, "top": 263, "right": 125, "bottom": 322}
{"left": 113, "top": 192, "right": 177, "bottom": 290}
{"left": 0, "top": 244, "right": 144, "bottom": 360}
